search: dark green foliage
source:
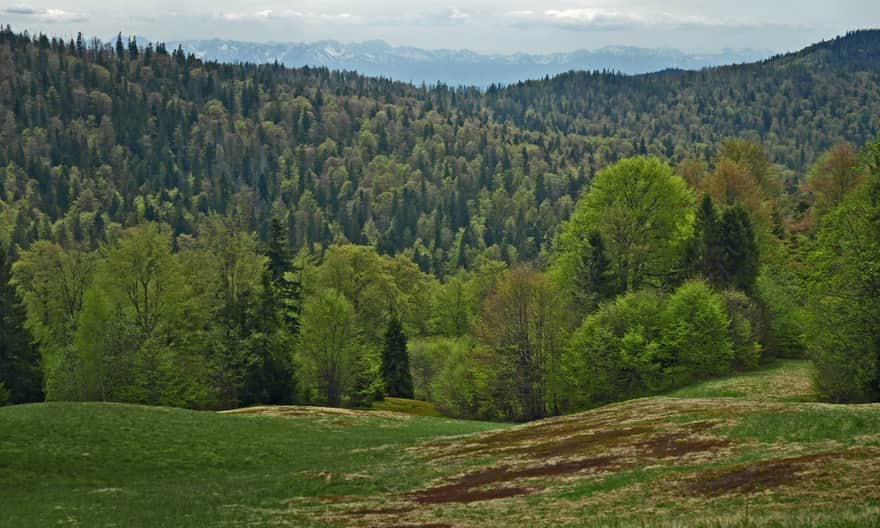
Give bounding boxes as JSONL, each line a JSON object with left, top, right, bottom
{"left": 0, "top": 248, "right": 43, "bottom": 404}
{"left": 381, "top": 317, "right": 414, "bottom": 398}
{"left": 686, "top": 196, "right": 760, "bottom": 292}
{"left": 1, "top": 27, "right": 879, "bottom": 272}
{"left": 719, "top": 205, "right": 760, "bottom": 292}
{"left": 686, "top": 194, "right": 724, "bottom": 283}
{"left": 572, "top": 232, "right": 616, "bottom": 317}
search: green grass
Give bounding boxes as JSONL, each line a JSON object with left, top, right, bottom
{"left": 3, "top": 361, "right": 879, "bottom": 527}
{"left": 0, "top": 402, "right": 501, "bottom": 527}
{"left": 725, "top": 406, "right": 880, "bottom": 444}
{"left": 666, "top": 360, "right": 816, "bottom": 402}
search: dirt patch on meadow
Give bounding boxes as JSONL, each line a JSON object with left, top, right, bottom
{"left": 638, "top": 430, "right": 731, "bottom": 459}
{"left": 689, "top": 449, "right": 873, "bottom": 497}
{"left": 409, "top": 455, "right": 620, "bottom": 504}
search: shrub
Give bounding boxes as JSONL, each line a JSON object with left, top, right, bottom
{"left": 722, "top": 289, "right": 763, "bottom": 371}
{"left": 563, "top": 290, "right": 664, "bottom": 409}
{"left": 660, "top": 280, "right": 733, "bottom": 386}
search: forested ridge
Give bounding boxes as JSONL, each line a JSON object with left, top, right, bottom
{"left": 1, "top": 27, "right": 879, "bottom": 419}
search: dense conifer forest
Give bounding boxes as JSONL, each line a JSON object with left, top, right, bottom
{"left": 1, "top": 27, "right": 879, "bottom": 420}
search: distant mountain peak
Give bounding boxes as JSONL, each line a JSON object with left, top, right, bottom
{"left": 167, "top": 38, "right": 772, "bottom": 87}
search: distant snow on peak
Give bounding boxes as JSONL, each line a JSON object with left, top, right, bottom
{"left": 167, "top": 38, "right": 770, "bottom": 87}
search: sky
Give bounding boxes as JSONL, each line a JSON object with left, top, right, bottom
{"left": 2, "top": 1, "right": 879, "bottom": 54}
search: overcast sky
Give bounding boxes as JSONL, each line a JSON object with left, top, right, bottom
{"left": 2, "top": 1, "right": 879, "bottom": 54}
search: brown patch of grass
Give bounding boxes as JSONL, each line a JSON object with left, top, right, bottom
{"left": 408, "top": 456, "right": 619, "bottom": 504}
{"left": 380, "top": 523, "right": 452, "bottom": 528}
{"left": 348, "top": 506, "right": 416, "bottom": 515}
{"left": 690, "top": 450, "right": 859, "bottom": 497}
{"left": 638, "top": 430, "right": 731, "bottom": 459}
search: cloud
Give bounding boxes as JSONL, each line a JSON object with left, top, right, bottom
{"left": 2, "top": 5, "right": 88, "bottom": 22}
{"left": 506, "top": 8, "right": 764, "bottom": 31}
{"left": 219, "top": 9, "right": 354, "bottom": 23}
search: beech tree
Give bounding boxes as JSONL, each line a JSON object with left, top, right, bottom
{"left": 558, "top": 157, "right": 694, "bottom": 295}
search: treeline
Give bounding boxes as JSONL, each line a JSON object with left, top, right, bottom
{"left": 2, "top": 26, "right": 880, "bottom": 416}
{"left": 7, "top": 133, "right": 875, "bottom": 418}
{"left": 1, "top": 27, "right": 879, "bottom": 274}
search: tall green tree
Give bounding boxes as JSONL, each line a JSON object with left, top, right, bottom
{"left": 557, "top": 157, "right": 694, "bottom": 294}
{"left": 0, "top": 247, "right": 43, "bottom": 404}
{"left": 571, "top": 231, "right": 616, "bottom": 317}
{"left": 381, "top": 317, "right": 413, "bottom": 398}
{"left": 807, "top": 142, "right": 880, "bottom": 402}
{"left": 718, "top": 204, "right": 760, "bottom": 292}
{"left": 298, "top": 290, "right": 358, "bottom": 406}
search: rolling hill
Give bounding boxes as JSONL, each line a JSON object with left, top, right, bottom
{"left": 2, "top": 361, "right": 879, "bottom": 527}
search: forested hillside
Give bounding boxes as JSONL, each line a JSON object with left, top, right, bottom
{"left": 1, "top": 27, "right": 879, "bottom": 419}
{"left": 1, "top": 27, "right": 879, "bottom": 264}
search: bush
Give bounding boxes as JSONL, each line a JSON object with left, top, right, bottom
{"left": 0, "top": 381, "right": 9, "bottom": 406}
{"left": 660, "top": 280, "right": 733, "bottom": 385}
{"left": 563, "top": 290, "right": 664, "bottom": 409}
{"left": 722, "top": 289, "right": 763, "bottom": 370}
{"left": 563, "top": 280, "right": 735, "bottom": 411}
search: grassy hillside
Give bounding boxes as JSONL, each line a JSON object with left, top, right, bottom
{"left": 2, "top": 362, "right": 879, "bottom": 527}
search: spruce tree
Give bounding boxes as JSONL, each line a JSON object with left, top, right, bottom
{"left": 719, "top": 204, "right": 760, "bottom": 292}
{"left": 381, "top": 317, "right": 413, "bottom": 398}
{"left": 0, "top": 247, "right": 43, "bottom": 404}
{"left": 266, "top": 217, "right": 302, "bottom": 335}
{"left": 573, "top": 232, "right": 615, "bottom": 316}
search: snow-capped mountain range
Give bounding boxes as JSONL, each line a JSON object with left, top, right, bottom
{"left": 167, "top": 38, "right": 771, "bottom": 87}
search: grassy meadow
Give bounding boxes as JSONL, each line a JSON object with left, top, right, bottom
{"left": 2, "top": 360, "right": 879, "bottom": 527}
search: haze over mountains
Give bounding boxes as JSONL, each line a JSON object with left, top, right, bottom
{"left": 169, "top": 38, "right": 771, "bottom": 86}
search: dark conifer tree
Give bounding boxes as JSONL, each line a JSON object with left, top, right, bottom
{"left": 381, "top": 317, "right": 413, "bottom": 398}
{"left": 687, "top": 194, "right": 724, "bottom": 284}
{"left": 573, "top": 232, "right": 615, "bottom": 316}
{"left": 719, "top": 204, "right": 760, "bottom": 292}
{"left": 266, "top": 217, "right": 302, "bottom": 334}
{"left": 0, "top": 247, "right": 43, "bottom": 405}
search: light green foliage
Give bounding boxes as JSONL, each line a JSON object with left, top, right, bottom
{"left": 564, "top": 290, "right": 665, "bottom": 408}
{"left": 429, "top": 269, "right": 478, "bottom": 337}
{"left": 408, "top": 337, "right": 468, "bottom": 403}
{"left": 660, "top": 280, "right": 733, "bottom": 385}
{"left": 430, "top": 341, "right": 495, "bottom": 419}
{"left": 557, "top": 157, "right": 694, "bottom": 295}
{"left": 721, "top": 289, "right": 763, "bottom": 370}
{"left": 315, "top": 245, "right": 434, "bottom": 343}
{"left": 11, "top": 242, "right": 95, "bottom": 399}
{"left": 806, "top": 150, "right": 880, "bottom": 402}
{"left": 75, "top": 224, "right": 212, "bottom": 407}
{"left": 298, "top": 289, "right": 358, "bottom": 406}
{"left": 564, "top": 280, "right": 736, "bottom": 410}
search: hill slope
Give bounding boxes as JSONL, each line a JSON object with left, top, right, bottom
{"left": 1, "top": 28, "right": 878, "bottom": 266}
{"left": 2, "top": 362, "right": 879, "bottom": 527}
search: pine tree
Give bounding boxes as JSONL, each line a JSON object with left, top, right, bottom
{"left": 381, "top": 317, "right": 413, "bottom": 398}
{"left": 0, "top": 247, "right": 43, "bottom": 404}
